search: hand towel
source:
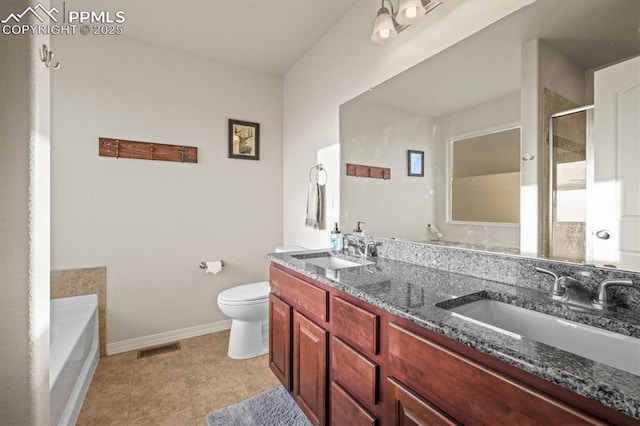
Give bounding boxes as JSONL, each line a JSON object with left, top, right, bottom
{"left": 305, "top": 182, "right": 323, "bottom": 229}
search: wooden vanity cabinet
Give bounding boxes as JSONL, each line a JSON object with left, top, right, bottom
{"left": 269, "top": 263, "right": 638, "bottom": 426}
{"left": 269, "top": 264, "right": 382, "bottom": 425}
{"left": 270, "top": 265, "right": 330, "bottom": 426}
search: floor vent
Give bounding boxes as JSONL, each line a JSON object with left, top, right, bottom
{"left": 137, "top": 342, "right": 181, "bottom": 359}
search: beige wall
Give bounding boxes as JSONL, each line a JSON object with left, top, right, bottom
{"left": 340, "top": 99, "right": 435, "bottom": 241}
{"left": 282, "top": 0, "right": 533, "bottom": 248}
{"left": 51, "top": 35, "right": 283, "bottom": 348}
{"left": 0, "top": 0, "right": 51, "bottom": 422}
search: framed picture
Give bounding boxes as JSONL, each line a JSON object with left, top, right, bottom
{"left": 408, "top": 150, "right": 424, "bottom": 177}
{"left": 228, "top": 119, "right": 260, "bottom": 160}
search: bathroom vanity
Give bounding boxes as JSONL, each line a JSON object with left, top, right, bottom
{"left": 267, "top": 247, "right": 640, "bottom": 425}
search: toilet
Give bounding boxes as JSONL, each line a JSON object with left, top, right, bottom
{"left": 217, "top": 246, "right": 304, "bottom": 359}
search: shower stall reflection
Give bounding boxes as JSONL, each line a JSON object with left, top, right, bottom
{"left": 548, "top": 105, "right": 594, "bottom": 264}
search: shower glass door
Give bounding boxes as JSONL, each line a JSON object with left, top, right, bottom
{"left": 549, "top": 107, "right": 593, "bottom": 263}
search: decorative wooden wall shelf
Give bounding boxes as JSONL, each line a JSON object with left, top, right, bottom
{"left": 346, "top": 163, "right": 391, "bottom": 180}
{"left": 99, "top": 137, "right": 197, "bottom": 163}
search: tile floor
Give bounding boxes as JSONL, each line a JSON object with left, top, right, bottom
{"left": 77, "top": 330, "right": 281, "bottom": 425}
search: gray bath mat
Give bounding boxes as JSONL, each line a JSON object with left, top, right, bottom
{"left": 206, "top": 386, "right": 312, "bottom": 426}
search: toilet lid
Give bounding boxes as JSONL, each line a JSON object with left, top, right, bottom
{"left": 218, "top": 281, "right": 270, "bottom": 303}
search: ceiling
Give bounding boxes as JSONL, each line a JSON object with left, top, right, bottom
{"left": 56, "top": 0, "right": 360, "bottom": 75}
{"left": 357, "top": 0, "right": 640, "bottom": 117}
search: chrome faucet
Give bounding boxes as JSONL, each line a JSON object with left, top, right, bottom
{"left": 535, "top": 267, "right": 634, "bottom": 311}
{"left": 346, "top": 235, "right": 367, "bottom": 257}
{"left": 345, "top": 236, "right": 380, "bottom": 258}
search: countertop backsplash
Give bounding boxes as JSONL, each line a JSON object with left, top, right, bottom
{"left": 375, "top": 237, "right": 640, "bottom": 311}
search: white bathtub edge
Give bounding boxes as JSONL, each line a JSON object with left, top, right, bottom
{"left": 106, "top": 319, "right": 232, "bottom": 355}
{"left": 59, "top": 329, "right": 99, "bottom": 426}
{"left": 50, "top": 294, "right": 98, "bottom": 387}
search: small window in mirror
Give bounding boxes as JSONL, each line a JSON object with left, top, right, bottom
{"left": 449, "top": 126, "right": 521, "bottom": 224}
{"left": 408, "top": 150, "right": 424, "bottom": 177}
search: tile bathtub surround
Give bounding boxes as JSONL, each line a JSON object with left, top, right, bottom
{"left": 77, "top": 330, "right": 281, "bottom": 425}
{"left": 375, "top": 237, "right": 640, "bottom": 311}
{"left": 51, "top": 266, "right": 107, "bottom": 357}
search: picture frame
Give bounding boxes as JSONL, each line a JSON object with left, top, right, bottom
{"left": 408, "top": 150, "right": 424, "bottom": 177}
{"left": 228, "top": 119, "right": 260, "bottom": 160}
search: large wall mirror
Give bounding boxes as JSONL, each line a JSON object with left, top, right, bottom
{"left": 339, "top": 0, "right": 640, "bottom": 270}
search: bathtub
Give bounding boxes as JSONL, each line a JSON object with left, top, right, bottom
{"left": 50, "top": 294, "right": 99, "bottom": 426}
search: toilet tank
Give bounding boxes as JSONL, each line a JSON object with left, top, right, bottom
{"left": 275, "top": 246, "right": 305, "bottom": 253}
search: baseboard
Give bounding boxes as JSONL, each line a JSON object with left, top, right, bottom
{"left": 106, "top": 319, "right": 232, "bottom": 355}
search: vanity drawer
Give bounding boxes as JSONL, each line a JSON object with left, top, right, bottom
{"left": 388, "top": 322, "right": 604, "bottom": 425}
{"left": 270, "top": 265, "right": 328, "bottom": 323}
{"left": 387, "top": 377, "right": 460, "bottom": 426}
{"left": 332, "top": 296, "right": 379, "bottom": 355}
{"left": 331, "top": 382, "right": 377, "bottom": 426}
{"left": 331, "top": 336, "right": 378, "bottom": 407}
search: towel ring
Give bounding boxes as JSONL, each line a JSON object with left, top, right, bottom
{"left": 309, "top": 164, "right": 327, "bottom": 186}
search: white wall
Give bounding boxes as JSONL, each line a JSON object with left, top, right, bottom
{"left": 340, "top": 98, "right": 435, "bottom": 241}
{"left": 283, "top": 0, "right": 534, "bottom": 249}
{"left": 434, "top": 93, "right": 521, "bottom": 249}
{"left": 51, "top": 35, "right": 283, "bottom": 348}
{"left": 0, "top": 0, "right": 50, "bottom": 422}
{"left": 539, "top": 40, "right": 586, "bottom": 106}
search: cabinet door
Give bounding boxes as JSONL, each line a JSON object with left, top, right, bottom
{"left": 269, "top": 294, "right": 292, "bottom": 391}
{"left": 294, "top": 311, "right": 328, "bottom": 426}
{"left": 387, "top": 377, "right": 460, "bottom": 426}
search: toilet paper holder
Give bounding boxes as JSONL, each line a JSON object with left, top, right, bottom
{"left": 199, "top": 261, "right": 225, "bottom": 269}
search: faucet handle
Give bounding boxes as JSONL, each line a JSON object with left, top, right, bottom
{"left": 534, "top": 267, "right": 564, "bottom": 296}
{"left": 593, "top": 279, "right": 634, "bottom": 304}
{"left": 365, "top": 239, "right": 381, "bottom": 257}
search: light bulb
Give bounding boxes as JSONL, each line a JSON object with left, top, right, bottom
{"left": 371, "top": 5, "right": 398, "bottom": 44}
{"left": 396, "top": 0, "right": 427, "bottom": 25}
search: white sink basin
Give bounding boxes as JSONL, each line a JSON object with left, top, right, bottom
{"left": 293, "top": 253, "right": 372, "bottom": 270}
{"left": 449, "top": 299, "right": 640, "bottom": 376}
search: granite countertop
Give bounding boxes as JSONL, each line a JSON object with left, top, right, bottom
{"left": 266, "top": 250, "right": 640, "bottom": 420}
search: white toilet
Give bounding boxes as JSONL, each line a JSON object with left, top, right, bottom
{"left": 217, "top": 246, "right": 304, "bottom": 359}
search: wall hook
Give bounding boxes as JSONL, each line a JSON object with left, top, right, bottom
{"left": 40, "top": 44, "right": 60, "bottom": 70}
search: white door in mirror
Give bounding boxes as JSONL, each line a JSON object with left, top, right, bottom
{"left": 591, "top": 56, "right": 640, "bottom": 270}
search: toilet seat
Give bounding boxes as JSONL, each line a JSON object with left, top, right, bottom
{"left": 218, "top": 281, "right": 270, "bottom": 305}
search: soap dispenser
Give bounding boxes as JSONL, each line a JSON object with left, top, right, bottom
{"left": 353, "top": 221, "right": 365, "bottom": 236}
{"left": 330, "top": 222, "right": 343, "bottom": 253}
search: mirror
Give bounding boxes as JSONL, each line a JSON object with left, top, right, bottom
{"left": 340, "top": 0, "right": 640, "bottom": 269}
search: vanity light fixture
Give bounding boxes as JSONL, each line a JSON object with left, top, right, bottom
{"left": 371, "top": 0, "right": 442, "bottom": 44}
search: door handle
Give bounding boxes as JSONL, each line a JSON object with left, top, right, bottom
{"left": 595, "top": 230, "right": 611, "bottom": 240}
